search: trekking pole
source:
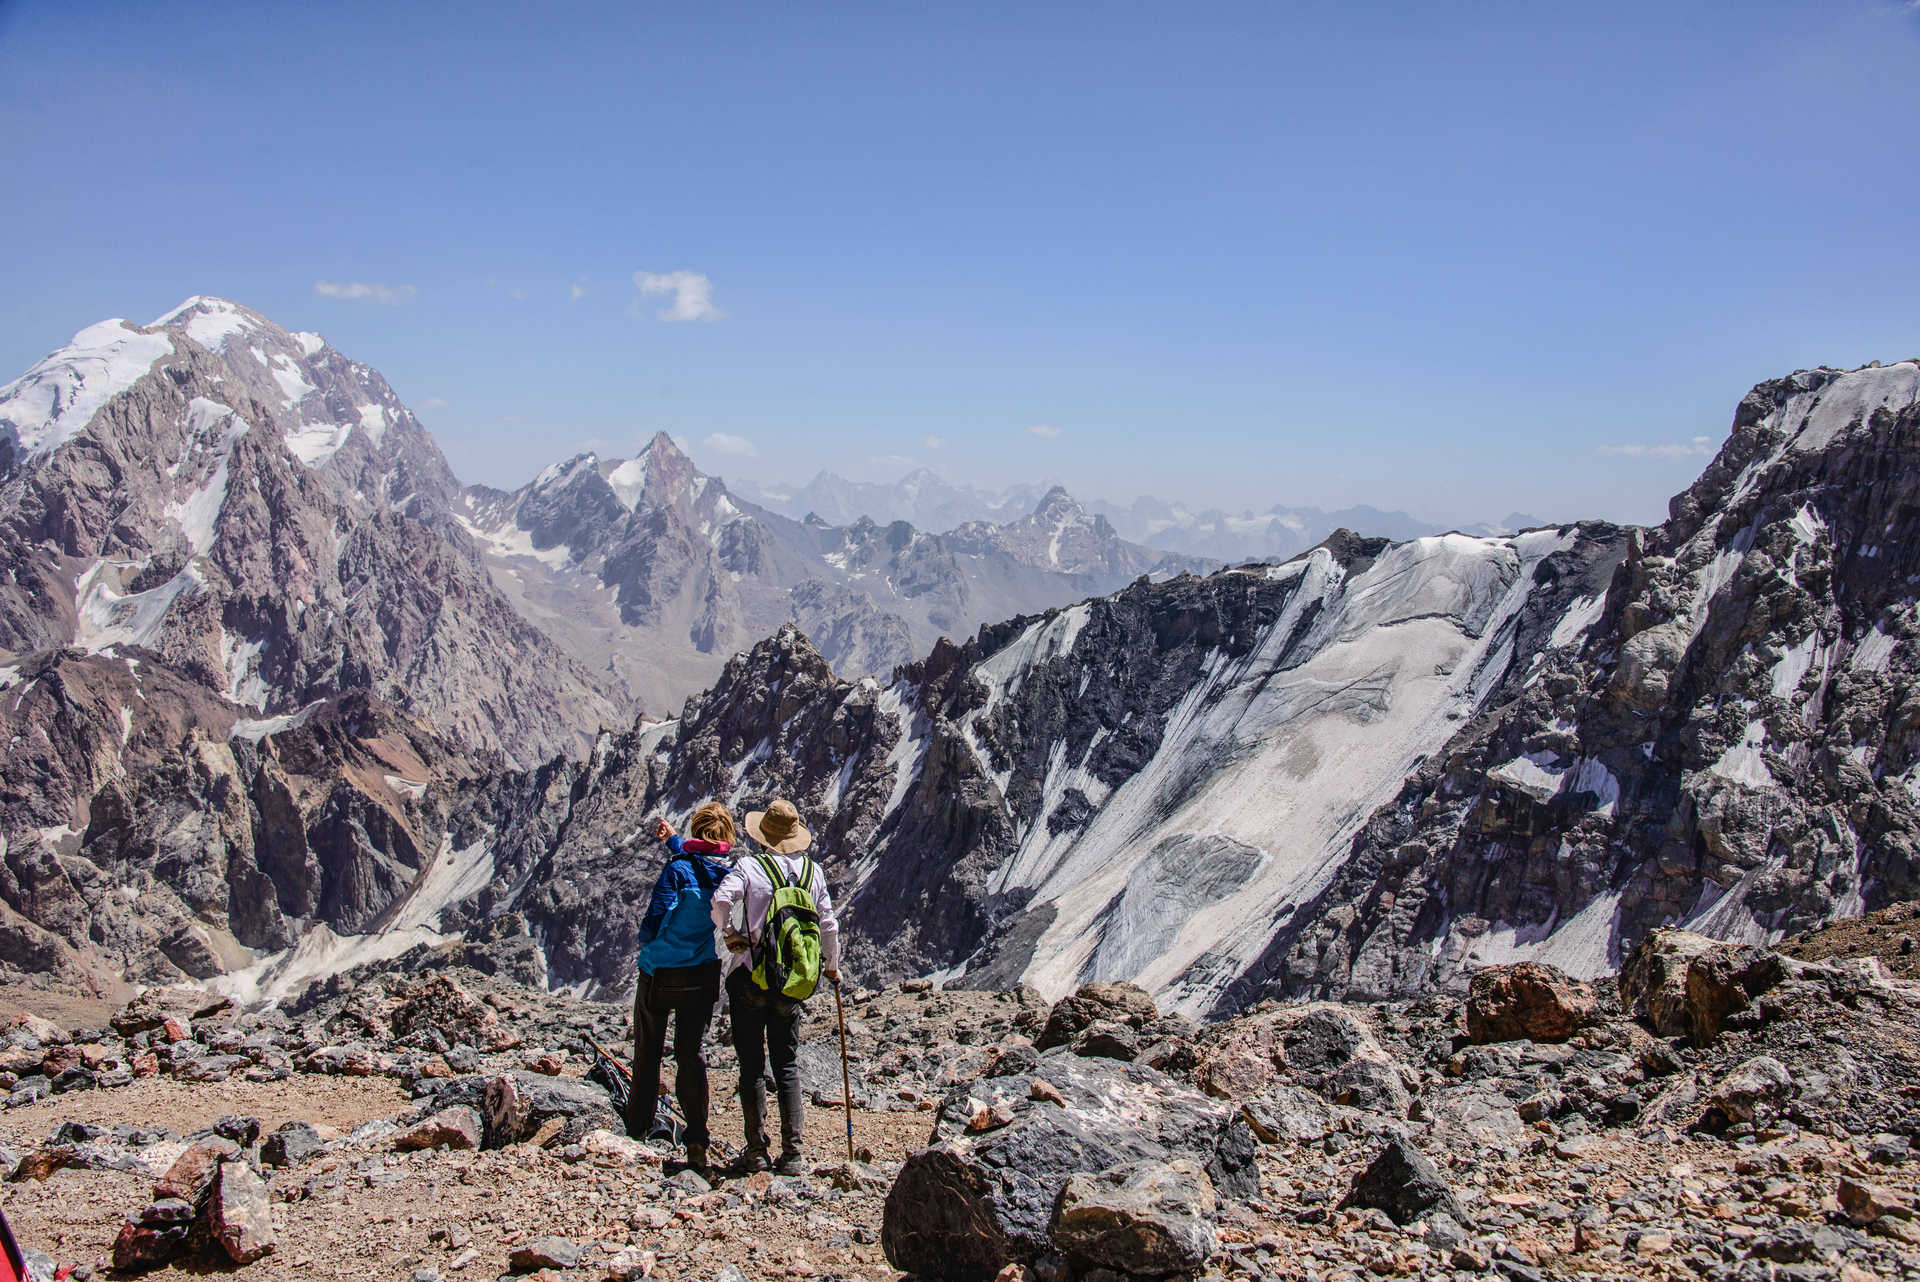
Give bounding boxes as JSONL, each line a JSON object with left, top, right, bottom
{"left": 832, "top": 977, "right": 855, "bottom": 1162}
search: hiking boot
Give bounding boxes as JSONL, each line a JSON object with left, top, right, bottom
{"left": 775, "top": 1149, "right": 807, "bottom": 1176}
{"left": 685, "top": 1141, "right": 709, "bottom": 1171}
{"left": 735, "top": 1146, "right": 771, "bottom": 1175}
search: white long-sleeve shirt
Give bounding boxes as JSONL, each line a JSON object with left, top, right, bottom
{"left": 710, "top": 851, "right": 840, "bottom": 976}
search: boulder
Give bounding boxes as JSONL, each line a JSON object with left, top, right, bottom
{"left": 110, "top": 987, "right": 233, "bottom": 1036}
{"left": 1701, "top": 1055, "right": 1794, "bottom": 1126}
{"left": 1240, "top": 1086, "right": 1331, "bottom": 1143}
{"left": 0, "top": 1012, "right": 68, "bottom": 1048}
{"left": 262, "top": 1122, "right": 329, "bottom": 1167}
{"left": 395, "top": 1106, "right": 483, "bottom": 1152}
{"left": 1683, "top": 946, "right": 1787, "bottom": 1045}
{"left": 152, "top": 1139, "right": 240, "bottom": 1202}
{"left": 1069, "top": 1023, "right": 1139, "bottom": 1061}
{"left": 390, "top": 974, "right": 518, "bottom": 1050}
{"left": 1339, "top": 1137, "right": 1469, "bottom": 1226}
{"left": 1464, "top": 962, "right": 1595, "bottom": 1044}
{"left": 208, "top": 1158, "right": 275, "bottom": 1264}
{"left": 1050, "top": 1160, "right": 1219, "bottom": 1277}
{"left": 882, "top": 1048, "right": 1246, "bottom": 1280}
{"left": 1838, "top": 1178, "right": 1918, "bottom": 1226}
{"left": 429, "top": 1071, "right": 616, "bottom": 1147}
{"left": 1034, "top": 983, "right": 1158, "bottom": 1051}
{"left": 1192, "top": 1003, "right": 1402, "bottom": 1110}
{"left": 1619, "top": 929, "right": 1717, "bottom": 1036}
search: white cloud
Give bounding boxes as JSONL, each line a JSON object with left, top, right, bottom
{"left": 633, "top": 270, "right": 725, "bottom": 323}
{"left": 419, "top": 396, "right": 449, "bottom": 410}
{"left": 1025, "top": 423, "right": 1062, "bottom": 439}
{"left": 509, "top": 288, "right": 529, "bottom": 301}
{"left": 314, "top": 280, "right": 418, "bottom": 305}
{"left": 570, "top": 281, "right": 588, "bottom": 302}
{"left": 1597, "top": 435, "right": 1715, "bottom": 460}
{"left": 922, "top": 434, "right": 945, "bottom": 451}
{"left": 702, "top": 432, "right": 759, "bottom": 457}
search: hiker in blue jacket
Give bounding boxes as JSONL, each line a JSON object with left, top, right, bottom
{"left": 629, "top": 801, "right": 734, "bottom": 1170}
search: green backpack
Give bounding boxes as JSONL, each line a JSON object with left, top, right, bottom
{"left": 750, "top": 854, "right": 823, "bottom": 1003}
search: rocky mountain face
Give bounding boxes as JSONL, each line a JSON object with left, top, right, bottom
{"left": 443, "top": 522, "right": 1622, "bottom": 1009}
{"left": 1229, "top": 359, "right": 1920, "bottom": 1010}
{"left": 0, "top": 298, "right": 622, "bottom": 763}
{"left": 0, "top": 645, "right": 509, "bottom": 996}
{"left": 309, "top": 360, "right": 1920, "bottom": 1022}
{"left": 455, "top": 437, "right": 1210, "bottom": 716}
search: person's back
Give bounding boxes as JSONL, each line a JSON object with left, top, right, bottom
{"left": 711, "top": 798, "right": 840, "bottom": 1174}
{"left": 631, "top": 802, "right": 735, "bottom": 1170}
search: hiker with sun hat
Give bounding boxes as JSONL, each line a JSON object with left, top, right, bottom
{"left": 710, "top": 798, "right": 840, "bottom": 1174}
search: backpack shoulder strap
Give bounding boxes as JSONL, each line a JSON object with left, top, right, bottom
{"left": 797, "top": 856, "right": 816, "bottom": 898}
{"left": 754, "top": 853, "right": 788, "bottom": 891}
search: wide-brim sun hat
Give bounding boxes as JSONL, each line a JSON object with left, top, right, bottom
{"left": 744, "top": 798, "right": 812, "bottom": 855}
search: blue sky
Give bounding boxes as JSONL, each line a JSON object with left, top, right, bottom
{"left": 2, "top": 1, "right": 1917, "bottom": 526}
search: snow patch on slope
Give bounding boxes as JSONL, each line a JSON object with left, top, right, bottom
{"left": 0, "top": 321, "right": 173, "bottom": 461}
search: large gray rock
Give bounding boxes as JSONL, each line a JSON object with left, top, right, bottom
{"left": 1050, "top": 1160, "right": 1219, "bottom": 1277}
{"left": 1339, "top": 1137, "right": 1469, "bottom": 1226}
{"left": 881, "top": 1049, "right": 1248, "bottom": 1280}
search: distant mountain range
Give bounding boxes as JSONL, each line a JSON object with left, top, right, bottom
{"left": 736, "top": 469, "right": 1541, "bottom": 565}
{"left": 0, "top": 297, "right": 1210, "bottom": 755}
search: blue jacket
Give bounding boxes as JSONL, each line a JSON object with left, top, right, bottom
{"left": 636, "top": 837, "right": 732, "bottom": 975}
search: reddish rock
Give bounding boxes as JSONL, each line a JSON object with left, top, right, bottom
{"left": 132, "top": 1051, "right": 160, "bottom": 1078}
{"left": 11, "top": 1146, "right": 82, "bottom": 1182}
{"left": 395, "top": 1106, "right": 483, "bottom": 1151}
{"left": 111, "top": 1219, "right": 192, "bottom": 1272}
{"left": 39, "top": 1045, "right": 83, "bottom": 1077}
{"left": 161, "top": 1017, "right": 191, "bottom": 1044}
{"left": 1465, "top": 962, "right": 1595, "bottom": 1044}
{"left": 153, "top": 1140, "right": 240, "bottom": 1203}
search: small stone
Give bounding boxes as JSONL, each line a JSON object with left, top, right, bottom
{"left": 666, "top": 1168, "right": 711, "bottom": 1194}
{"left": 508, "top": 1237, "right": 583, "bottom": 1270}
{"left": 395, "top": 1106, "right": 483, "bottom": 1152}
{"left": 1839, "top": 1177, "right": 1917, "bottom": 1226}
{"left": 1029, "top": 1078, "right": 1066, "bottom": 1106}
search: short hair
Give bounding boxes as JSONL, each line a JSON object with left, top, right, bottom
{"left": 688, "top": 801, "right": 735, "bottom": 845}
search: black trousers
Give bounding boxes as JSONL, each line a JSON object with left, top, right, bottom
{"left": 726, "top": 966, "right": 804, "bottom": 1151}
{"left": 629, "top": 960, "right": 721, "bottom": 1146}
